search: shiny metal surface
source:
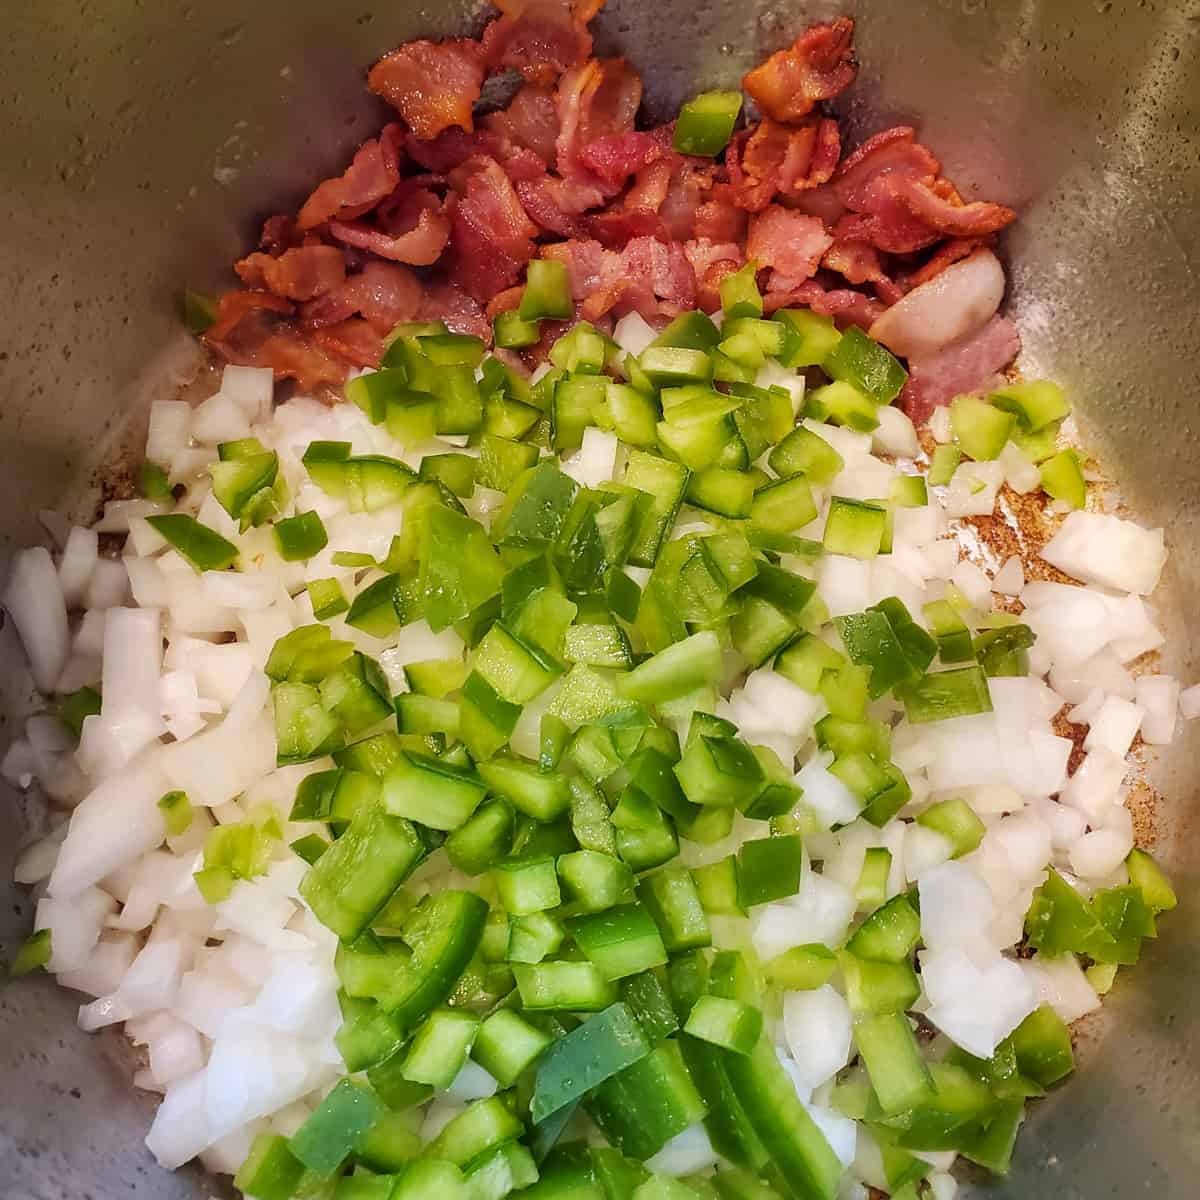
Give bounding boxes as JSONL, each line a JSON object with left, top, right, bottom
{"left": 1, "top": 1, "right": 1198, "bottom": 1197}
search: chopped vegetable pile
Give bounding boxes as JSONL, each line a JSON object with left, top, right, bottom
{"left": 2, "top": 9, "right": 1191, "bottom": 1200}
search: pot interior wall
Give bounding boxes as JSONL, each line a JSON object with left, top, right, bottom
{"left": 1, "top": 2, "right": 1198, "bottom": 1197}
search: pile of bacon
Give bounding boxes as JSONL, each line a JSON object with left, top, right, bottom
{"left": 206, "top": 2, "right": 1021, "bottom": 423}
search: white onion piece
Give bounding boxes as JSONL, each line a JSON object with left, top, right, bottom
{"left": 444, "top": 1060, "right": 499, "bottom": 1102}
{"left": 1041, "top": 511, "right": 1167, "bottom": 595}
{"left": 612, "top": 311, "right": 657, "bottom": 356}
{"left": 58, "top": 526, "right": 99, "bottom": 608}
{"left": 942, "top": 460, "right": 1004, "bottom": 518}
{"left": 998, "top": 441, "right": 1040, "bottom": 494}
{"left": 1083, "top": 696, "right": 1143, "bottom": 758}
{"left": 1134, "top": 675, "right": 1179, "bottom": 745}
{"left": 919, "top": 860, "right": 996, "bottom": 950}
{"left": 871, "top": 406, "right": 920, "bottom": 457}
{"left": 146, "top": 401, "right": 192, "bottom": 467}
{"left": 782, "top": 985, "right": 853, "bottom": 1090}
{"left": 48, "top": 756, "right": 169, "bottom": 899}
{"left": 220, "top": 365, "right": 274, "bottom": 423}
{"left": 795, "top": 752, "right": 863, "bottom": 829}
{"left": 645, "top": 1124, "right": 719, "bottom": 1176}
{"left": 563, "top": 427, "right": 619, "bottom": 487}
{"left": 4, "top": 546, "right": 70, "bottom": 692}
{"left": 191, "top": 391, "right": 251, "bottom": 445}
{"left": 991, "top": 555, "right": 1025, "bottom": 595}
{"left": 1020, "top": 954, "right": 1100, "bottom": 1023}
{"left": 1069, "top": 828, "right": 1134, "bottom": 879}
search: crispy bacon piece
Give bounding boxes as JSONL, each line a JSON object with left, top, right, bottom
{"left": 833, "top": 127, "right": 940, "bottom": 208}
{"left": 301, "top": 262, "right": 424, "bottom": 333}
{"left": 328, "top": 183, "right": 452, "bottom": 267}
{"left": 555, "top": 58, "right": 643, "bottom": 185}
{"left": 483, "top": 84, "right": 561, "bottom": 164}
{"left": 694, "top": 194, "right": 747, "bottom": 243}
{"left": 205, "top": 291, "right": 351, "bottom": 390}
{"left": 890, "top": 175, "right": 1016, "bottom": 239}
{"left": 903, "top": 237, "right": 987, "bottom": 290}
{"left": 655, "top": 160, "right": 720, "bottom": 241}
{"left": 821, "top": 239, "right": 902, "bottom": 304}
{"left": 578, "top": 131, "right": 669, "bottom": 187}
{"left": 296, "top": 127, "right": 403, "bottom": 230}
{"left": 234, "top": 245, "right": 346, "bottom": 301}
{"left": 899, "top": 315, "right": 1021, "bottom": 423}
{"left": 746, "top": 207, "right": 834, "bottom": 289}
{"left": 481, "top": 0, "right": 605, "bottom": 84}
{"left": 448, "top": 157, "right": 539, "bottom": 301}
{"left": 743, "top": 17, "right": 857, "bottom": 124}
{"left": 368, "top": 39, "right": 485, "bottom": 141}
{"left": 832, "top": 127, "right": 1012, "bottom": 254}
{"left": 405, "top": 128, "right": 508, "bottom": 173}
{"left": 625, "top": 158, "right": 676, "bottom": 215}
{"left": 486, "top": 286, "right": 525, "bottom": 320}
{"left": 542, "top": 235, "right": 695, "bottom": 321}
{"left": 416, "top": 282, "right": 491, "bottom": 341}
{"left": 329, "top": 211, "right": 450, "bottom": 266}
{"left": 311, "top": 318, "right": 386, "bottom": 368}
{"left": 684, "top": 239, "right": 744, "bottom": 313}
{"left": 762, "top": 280, "right": 885, "bottom": 331}
{"left": 259, "top": 215, "right": 299, "bottom": 255}
{"left": 586, "top": 208, "right": 667, "bottom": 247}
{"left": 727, "top": 118, "right": 840, "bottom": 211}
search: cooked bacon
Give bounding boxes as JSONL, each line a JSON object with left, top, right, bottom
{"left": 448, "top": 157, "right": 539, "bottom": 301}
{"left": 900, "top": 315, "right": 1021, "bottom": 423}
{"left": 205, "top": 291, "right": 351, "bottom": 390}
{"left": 821, "top": 239, "right": 902, "bottom": 304}
{"left": 259, "top": 215, "right": 299, "bottom": 254}
{"left": 656, "top": 160, "right": 718, "bottom": 241}
{"left": 368, "top": 39, "right": 484, "bottom": 141}
{"left": 693, "top": 194, "right": 747, "bottom": 243}
{"left": 543, "top": 235, "right": 694, "bottom": 321}
{"left": 625, "top": 158, "right": 676, "bottom": 215}
{"left": 728, "top": 118, "right": 839, "bottom": 211}
{"left": 483, "top": 84, "right": 561, "bottom": 165}
{"left": 833, "top": 127, "right": 940, "bottom": 209}
{"left": 327, "top": 182, "right": 451, "bottom": 268}
{"left": 329, "top": 211, "right": 450, "bottom": 266}
{"left": 830, "top": 126, "right": 1008, "bottom": 254}
{"left": 234, "top": 245, "right": 346, "bottom": 301}
{"left": 743, "top": 18, "right": 857, "bottom": 124}
{"left": 555, "top": 58, "right": 643, "bottom": 186}
{"left": 486, "top": 285, "right": 525, "bottom": 320}
{"left": 684, "top": 239, "right": 744, "bottom": 313}
{"left": 746, "top": 207, "right": 833, "bottom": 289}
{"left": 416, "top": 282, "right": 491, "bottom": 341}
{"left": 481, "top": 0, "right": 605, "bottom": 84}
{"left": 405, "top": 128, "right": 508, "bottom": 173}
{"left": 786, "top": 182, "right": 846, "bottom": 227}
{"left": 870, "top": 247, "right": 1005, "bottom": 359}
{"left": 903, "top": 237, "right": 987, "bottom": 290}
{"left": 301, "top": 261, "right": 424, "bottom": 333}
{"left": 586, "top": 208, "right": 667, "bottom": 248}
{"left": 578, "top": 131, "right": 669, "bottom": 186}
{"left": 311, "top": 319, "right": 386, "bottom": 368}
{"left": 762, "top": 280, "right": 885, "bottom": 330}
{"left": 206, "top": 290, "right": 294, "bottom": 341}
{"left": 835, "top": 205, "right": 942, "bottom": 256}
{"left": 296, "top": 131, "right": 403, "bottom": 231}
{"left": 890, "top": 174, "right": 1016, "bottom": 239}
{"left": 517, "top": 181, "right": 586, "bottom": 237}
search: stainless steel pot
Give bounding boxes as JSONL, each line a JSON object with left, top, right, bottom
{"left": 2, "top": 1, "right": 1198, "bottom": 1197}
